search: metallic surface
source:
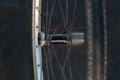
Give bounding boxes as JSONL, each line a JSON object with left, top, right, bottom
{"left": 38, "top": 32, "right": 84, "bottom": 46}
{"left": 32, "top": 0, "right": 44, "bottom": 80}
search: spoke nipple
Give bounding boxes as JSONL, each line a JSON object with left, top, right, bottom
{"left": 36, "top": 26, "right": 39, "bottom": 28}
{"left": 36, "top": 7, "right": 39, "bottom": 9}
{"left": 37, "top": 64, "right": 41, "bottom": 67}
{"left": 36, "top": 45, "right": 39, "bottom": 47}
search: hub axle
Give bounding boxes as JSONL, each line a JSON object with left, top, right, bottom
{"left": 38, "top": 32, "right": 84, "bottom": 46}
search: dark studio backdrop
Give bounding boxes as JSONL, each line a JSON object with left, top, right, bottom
{"left": 0, "top": 0, "right": 32, "bottom": 80}
{"left": 0, "top": 0, "right": 120, "bottom": 80}
{"left": 106, "top": 0, "right": 120, "bottom": 80}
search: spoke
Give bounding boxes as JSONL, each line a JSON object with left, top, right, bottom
{"left": 40, "top": 0, "right": 87, "bottom": 80}
{"left": 51, "top": 43, "right": 67, "bottom": 80}
{"left": 43, "top": 47, "right": 50, "bottom": 80}
{"left": 45, "top": 23, "right": 63, "bottom": 80}
{"left": 49, "top": 46, "right": 56, "bottom": 80}
{"left": 69, "top": 66, "right": 73, "bottom": 80}
{"left": 70, "top": 0, "right": 77, "bottom": 31}
{"left": 48, "top": 0, "right": 56, "bottom": 34}
{"left": 48, "top": 22, "right": 61, "bottom": 43}
{"left": 67, "top": 47, "right": 73, "bottom": 80}
{"left": 59, "top": 45, "right": 72, "bottom": 80}
{"left": 58, "top": 0, "right": 69, "bottom": 32}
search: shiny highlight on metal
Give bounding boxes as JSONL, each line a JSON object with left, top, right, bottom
{"left": 38, "top": 32, "right": 84, "bottom": 46}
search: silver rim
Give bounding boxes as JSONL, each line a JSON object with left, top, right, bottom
{"left": 32, "top": 0, "right": 44, "bottom": 80}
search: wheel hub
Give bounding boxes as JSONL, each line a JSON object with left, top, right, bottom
{"left": 38, "top": 32, "right": 84, "bottom": 46}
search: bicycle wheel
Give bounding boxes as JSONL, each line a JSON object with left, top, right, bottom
{"left": 31, "top": 0, "right": 107, "bottom": 80}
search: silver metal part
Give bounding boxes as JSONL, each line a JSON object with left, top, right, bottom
{"left": 38, "top": 32, "right": 84, "bottom": 46}
{"left": 71, "top": 32, "right": 84, "bottom": 45}
{"left": 32, "top": 0, "right": 43, "bottom": 80}
{"left": 50, "top": 34, "right": 68, "bottom": 43}
{"left": 38, "top": 32, "right": 45, "bottom": 46}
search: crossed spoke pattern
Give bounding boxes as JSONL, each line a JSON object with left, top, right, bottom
{"left": 35, "top": 0, "right": 107, "bottom": 80}
{"left": 39, "top": 0, "right": 87, "bottom": 80}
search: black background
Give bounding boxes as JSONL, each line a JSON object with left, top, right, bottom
{"left": 106, "top": 0, "right": 120, "bottom": 80}
{"left": 0, "top": 0, "right": 32, "bottom": 80}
